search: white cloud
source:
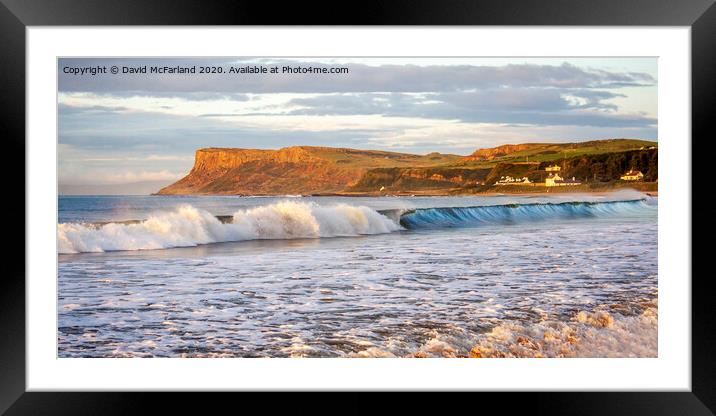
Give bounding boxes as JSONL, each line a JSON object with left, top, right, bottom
{"left": 102, "top": 170, "right": 182, "bottom": 184}
{"left": 58, "top": 92, "right": 307, "bottom": 119}
{"left": 56, "top": 58, "right": 658, "bottom": 194}
{"left": 61, "top": 170, "right": 183, "bottom": 185}
{"left": 364, "top": 122, "right": 655, "bottom": 151}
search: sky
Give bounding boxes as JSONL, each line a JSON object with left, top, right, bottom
{"left": 58, "top": 57, "right": 657, "bottom": 194}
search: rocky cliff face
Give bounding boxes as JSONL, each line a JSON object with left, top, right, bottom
{"left": 157, "top": 147, "right": 363, "bottom": 195}
{"left": 348, "top": 167, "right": 491, "bottom": 192}
{"left": 156, "top": 140, "right": 657, "bottom": 195}
{"left": 156, "top": 146, "right": 459, "bottom": 195}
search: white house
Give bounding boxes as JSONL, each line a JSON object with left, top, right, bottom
{"left": 545, "top": 173, "right": 581, "bottom": 187}
{"left": 620, "top": 170, "right": 644, "bottom": 181}
{"left": 495, "top": 176, "right": 532, "bottom": 185}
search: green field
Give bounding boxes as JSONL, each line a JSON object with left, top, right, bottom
{"left": 160, "top": 139, "right": 658, "bottom": 195}
{"left": 347, "top": 139, "right": 658, "bottom": 194}
{"left": 454, "top": 139, "right": 657, "bottom": 168}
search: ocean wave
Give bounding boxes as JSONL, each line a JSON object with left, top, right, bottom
{"left": 58, "top": 198, "right": 655, "bottom": 253}
{"left": 58, "top": 201, "right": 401, "bottom": 253}
{"left": 399, "top": 198, "right": 654, "bottom": 229}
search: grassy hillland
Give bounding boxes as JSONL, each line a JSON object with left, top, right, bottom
{"left": 156, "top": 139, "right": 657, "bottom": 196}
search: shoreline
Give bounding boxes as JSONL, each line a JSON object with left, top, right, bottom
{"left": 64, "top": 196, "right": 658, "bottom": 232}
{"left": 150, "top": 186, "right": 657, "bottom": 198}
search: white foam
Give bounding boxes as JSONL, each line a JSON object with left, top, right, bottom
{"left": 466, "top": 307, "right": 657, "bottom": 358}
{"left": 396, "top": 302, "right": 658, "bottom": 358}
{"left": 58, "top": 201, "right": 401, "bottom": 253}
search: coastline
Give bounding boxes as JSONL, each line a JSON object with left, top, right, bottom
{"left": 151, "top": 183, "right": 657, "bottom": 198}
{"left": 59, "top": 196, "right": 658, "bottom": 357}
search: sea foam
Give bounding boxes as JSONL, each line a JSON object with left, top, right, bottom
{"left": 58, "top": 197, "right": 655, "bottom": 253}
{"left": 58, "top": 201, "right": 401, "bottom": 253}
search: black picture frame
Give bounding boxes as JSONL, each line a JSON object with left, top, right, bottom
{"left": 2, "top": 0, "right": 714, "bottom": 414}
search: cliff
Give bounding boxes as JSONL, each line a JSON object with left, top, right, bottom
{"left": 156, "top": 146, "right": 460, "bottom": 195}
{"left": 156, "top": 140, "right": 657, "bottom": 195}
{"left": 347, "top": 167, "right": 491, "bottom": 192}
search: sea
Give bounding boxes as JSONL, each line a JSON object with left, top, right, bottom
{"left": 57, "top": 190, "right": 658, "bottom": 358}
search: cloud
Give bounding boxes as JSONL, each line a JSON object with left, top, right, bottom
{"left": 56, "top": 57, "right": 657, "bottom": 193}
{"left": 145, "top": 155, "right": 193, "bottom": 161}
{"left": 59, "top": 87, "right": 654, "bottom": 129}
{"left": 58, "top": 95, "right": 657, "bottom": 158}
{"left": 284, "top": 91, "right": 654, "bottom": 128}
{"left": 59, "top": 58, "right": 655, "bottom": 94}
{"left": 90, "top": 91, "right": 252, "bottom": 101}
{"left": 57, "top": 57, "right": 656, "bottom": 130}
{"left": 57, "top": 103, "right": 131, "bottom": 115}
{"left": 103, "top": 170, "right": 182, "bottom": 183}
{"left": 79, "top": 155, "right": 193, "bottom": 162}
{"left": 363, "top": 122, "right": 657, "bottom": 152}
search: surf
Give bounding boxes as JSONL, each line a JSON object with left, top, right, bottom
{"left": 58, "top": 201, "right": 401, "bottom": 254}
{"left": 58, "top": 198, "right": 654, "bottom": 254}
{"left": 398, "top": 198, "right": 653, "bottom": 229}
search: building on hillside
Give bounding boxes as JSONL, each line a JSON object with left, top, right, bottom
{"left": 545, "top": 165, "right": 561, "bottom": 172}
{"left": 545, "top": 173, "right": 581, "bottom": 187}
{"left": 620, "top": 170, "right": 644, "bottom": 181}
{"left": 494, "top": 176, "right": 532, "bottom": 185}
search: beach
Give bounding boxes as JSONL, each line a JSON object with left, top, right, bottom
{"left": 58, "top": 191, "right": 657, "bottom": 358}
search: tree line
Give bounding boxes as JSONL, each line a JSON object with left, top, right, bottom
{"left": 540, "top": 149, "right": 658, "bottom": 182}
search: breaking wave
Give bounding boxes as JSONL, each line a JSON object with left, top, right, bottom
{"left": 58, "top": 198, "right": 655, "bottom": 253}
{"left": 398, "top": 198, "right": 653, "bottom": 229}
{"left": 58, "top": 201, "right": 401, "bottom": 254}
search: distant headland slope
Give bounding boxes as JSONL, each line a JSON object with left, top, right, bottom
{"left": 156, "top": 146, "right": 461, "bottom": 195}
{"left": 156, "top": 139, "right": 657, "bottom": 196}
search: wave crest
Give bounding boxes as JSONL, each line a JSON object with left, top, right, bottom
{"left": 58, "top": 201, "right": 401, "bottom": 253}
{"left": 399, "top": 199, "right": 653, "bottom": 229}
{"left": 58, "top": 198, "right": 655, "bottom": 254}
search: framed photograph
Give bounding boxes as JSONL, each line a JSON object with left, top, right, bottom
{"left": 4, "top": 0, "right": 714, "bottom": 413}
